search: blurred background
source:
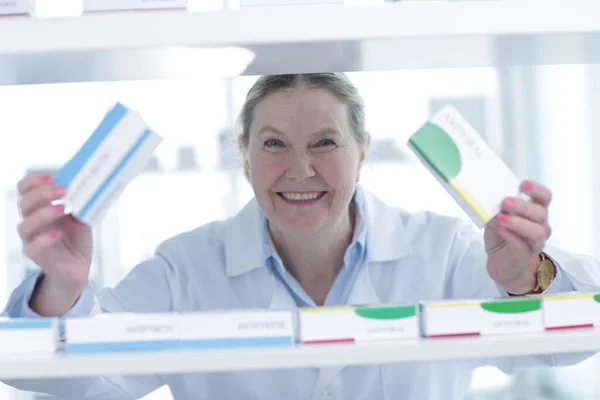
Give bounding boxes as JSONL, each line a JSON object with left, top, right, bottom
{"left": 1, "top": 0, "right": 599, "bottom": 399}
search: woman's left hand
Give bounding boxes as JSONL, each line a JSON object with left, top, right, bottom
{"left": 484, "top": 180, "right": 553, "bottom": 295}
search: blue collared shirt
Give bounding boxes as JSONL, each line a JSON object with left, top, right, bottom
{"left": 263, "top": 190, "right": 367, "bottom": 307}
{"left": 2, "top": 187, "right": 597, "bottom": 400}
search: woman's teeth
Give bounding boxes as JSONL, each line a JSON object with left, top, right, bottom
{"left": 280, "top": 192, "right": 323, "bottom": 201}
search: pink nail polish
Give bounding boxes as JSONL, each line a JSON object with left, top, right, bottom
{"left": 41, "top": 175, "right": 53, "bottom": 184}
{"left": 498, "top": 213, "right": 509, "bottom": 223}
{"left": 49, "top": 230, "right": 61, "bottom": 239}
{"left": 53, "top": 186, "right": 66, "bottom": 196}
{"left": 54, "top": 204, "right": 65, "bottom": 214}
{"left": 522, "top": 181, "right": 533, "bottom": 192}
{"left": 505, "top": 197, "right": 516, "bottom": 208}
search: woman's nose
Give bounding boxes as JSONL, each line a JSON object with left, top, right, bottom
{"left": 285, "top": 150, "right": 315, "bottom": 180}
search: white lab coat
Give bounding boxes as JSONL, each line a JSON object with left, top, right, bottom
{"left": 3, "top": 188, "right": 600, "bottom": 400}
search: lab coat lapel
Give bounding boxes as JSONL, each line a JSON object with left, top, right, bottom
{"left": 346, "top": 263, "right": 382, "bottom": 306}
{"left": 310, "top": 263, "right": 382, "bottom": 399}
{"left": 268, "top": 278, "right": 297, "bottom": 310}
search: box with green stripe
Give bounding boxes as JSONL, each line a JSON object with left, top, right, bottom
{"left": 408, "top": 105, "right": 522, "bottom": 228}
{"left": 421, "top": 297, "right": 543, "bottom": 338}
{"left": 543, "top": 292, "right": 600, "bottom": 331}
{"left": 299, "top": 304, "right": 418, "bottom": 344}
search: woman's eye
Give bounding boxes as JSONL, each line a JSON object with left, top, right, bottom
{"left": 316, "top": 139, "right": 336, "bottom": 147}
{"left": 264, "top": 139, "right": 284, "bottom": 148}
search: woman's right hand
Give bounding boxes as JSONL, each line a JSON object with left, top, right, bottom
{"left": 17, "top": 174, "right": 93, "bottom": 316}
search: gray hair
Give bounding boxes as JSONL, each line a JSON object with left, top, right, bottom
{"left": 238, "top": 73, "right": 367, "bottom": 150}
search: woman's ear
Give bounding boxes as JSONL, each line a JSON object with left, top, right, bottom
{"left": 244, "top": 161, "right": 251, "bottom": 182}
{"left": 238, "top": 135, "right": 246, "bottom": 155}
{"left": 238, "top": 136, "right": 251, "bottom": 182}
{"left": 357, "top": 133, "right": 371, "bottom": 183}
{"left": 359, "top": 133, "right": 371, "bottom": 165}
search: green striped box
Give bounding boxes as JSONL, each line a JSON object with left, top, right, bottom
{"left": 408, "top": 105, "right": 522, "bottom": 228}
{"left": 299, "top": 304, "right": 419, "bottom": 345}
{"left": 422, "top": 297, "right": 543, "bottom": 338}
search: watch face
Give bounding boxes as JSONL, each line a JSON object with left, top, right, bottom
{"left": 538, "top": 259, "right": 555, "bottom": 290}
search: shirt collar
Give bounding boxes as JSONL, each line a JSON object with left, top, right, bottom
{"left": 224, "top": 186, "right": 412, "bottom": 277}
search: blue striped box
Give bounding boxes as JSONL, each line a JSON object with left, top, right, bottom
{"left": 240, "top": 0, "right": 342, "bottom": 6}
{"left": 83, "top": 0, "right": 187, "bottom": 12}
{"left": 54, "top": 103, "right": 162, "bottom": 226}
{"left": 65, "top": 313, "right": 179, "bottom": 353}
{"left": 0, "top": 318, "right": 58, "bottom": 354}
{"left": 30, "top": 0, "right": 83, "bottom": 18}
{"left": 0, "top": 0, "right": 29, "bottom": 15}
{"left": 178, "top": 310, "right": 294, "bottom": 349}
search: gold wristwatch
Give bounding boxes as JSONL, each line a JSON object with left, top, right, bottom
{"left": 533, "top": 252, "right": 556, "bottom": 293}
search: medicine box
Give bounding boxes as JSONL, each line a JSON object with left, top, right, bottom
{"left": 29, "top": 0, "right": 83, "bottom": 18}
{"left": 54, "top": 103, "right": 162, "bottom": 226}
{"left": 240, "top": 0, "right": 342, "bottom": 6}
{"left": 299, "top": 304, "right": 419, "bottom": 344}
{"left": 0, "top": 0, "right": 28, "bottom": 15}
{"left": 0, "top": 318, "right": 58, "bottom": 353}
{"left": 408, "top": 105, "right": 522, "bottom": 228}
{"left": 543, "top": 292, "right": 600, "bottom": 331}
{"left": 421, "top": 297, "right": 543, "bottom": 338}
{"left": 83, "top": 0, "right": 187, "bottom": 12}
{"left": 65, "top": 313, "right": 179, "bottom": 353}
{"left": 178, "top": 310, "right": 294, "bottom": 349}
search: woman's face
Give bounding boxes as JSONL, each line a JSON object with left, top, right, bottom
{"left": 245, "top": 86, "right": 366, "bottom": 236}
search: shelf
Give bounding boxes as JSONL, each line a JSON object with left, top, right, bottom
{"left": 0, "top": 1, "right": 599, "bottom": 85}
{"left": 2, "top": 328, "right": 600, "bottom": 379}
{"left": 1, "top": 1, "right": 599, "bottom": 54}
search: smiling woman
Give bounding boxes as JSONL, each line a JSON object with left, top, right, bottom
{"left": 2, "top": 73, "right": 600, "bottom": 400}
{"left": 239, "top": 74, "right": 370, "bottom": 304}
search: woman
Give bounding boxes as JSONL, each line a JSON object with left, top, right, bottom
{"left": 3, "top": 73, "right": 600, "bottom": 400}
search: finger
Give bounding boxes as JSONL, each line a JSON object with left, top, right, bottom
{"left": 19, "top": 185, "right": 66, "bottom": 218}
{"left": 495, "top": 225, "right": 531, "bottom": 258}
{"left": 23, "top": 230, "right": 62, "bottom": 262}
{"left": 18, "top": 204, "right": 66, "bottom": 242}
{"left": 521, "top": 180, "right": 552, "bottom": 207}
{"left": 501, "top": 197, "right": 547, "bottom": 225}
{"left": 498, "top": 213, "right": 547, "bottom": 253}
{"left": 17, "top": 174, "right": 53, "bottom": 196}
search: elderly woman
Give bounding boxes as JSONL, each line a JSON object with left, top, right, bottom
{"left": 3, "top": 73, "right": 600, "bottom": 400}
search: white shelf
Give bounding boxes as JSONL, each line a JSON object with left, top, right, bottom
{"left": 2, "top": 328, "right": 600, "bottom": 379}
{"left": 0, "top": 1, "right": 599, "bottom": 85}
{"left": 0, "top": 1, "right": 599, "bottom": 54}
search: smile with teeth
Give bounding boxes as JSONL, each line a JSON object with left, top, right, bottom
{"left": 278, "top": 192, "right": 325, "bottom": 201}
